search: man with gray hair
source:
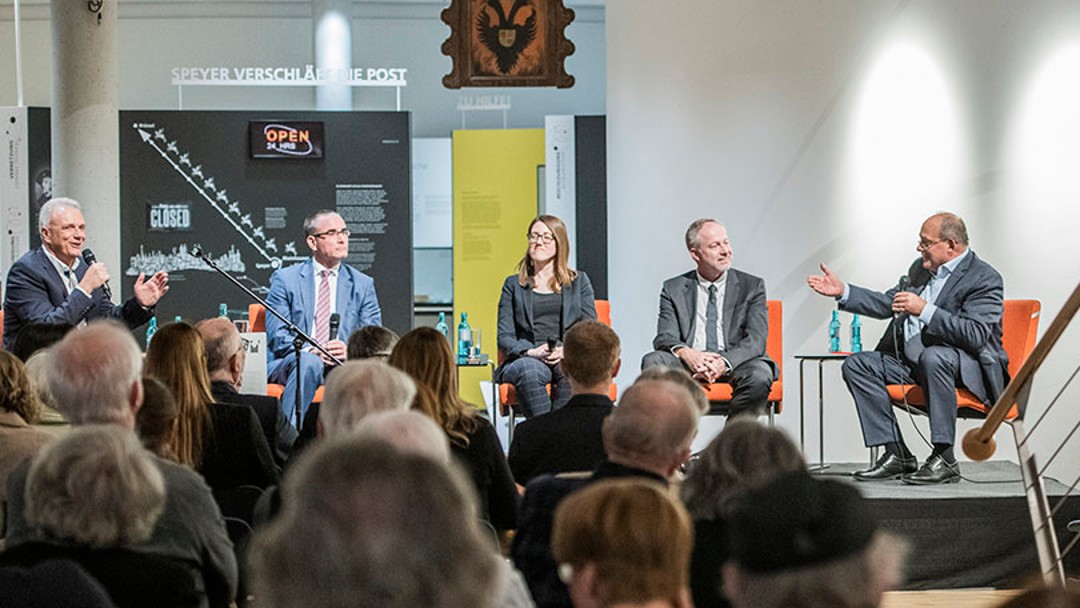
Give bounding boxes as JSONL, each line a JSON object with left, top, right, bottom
{"left": 642, "top": 218, "right": 776, "bottom": 417}
{"left": 3, "top": 321, "right": 238, "bottom": 607}
{"left": 2, "top": 197, "right": 169, "bottom": 349}
{"left": 0, "top": 426, "right": 203, "bottom": 607}
{"left": 317, "top": 359, "right": 416, "bottom": 440}
{"left": 251, "top": 438, "right": 502, "bottom": 608}
{"left": 197, "top": 316, "right": 297, "bottom": 468}
{"left": 512, "top": 374, "right": 702, "bottom": 608}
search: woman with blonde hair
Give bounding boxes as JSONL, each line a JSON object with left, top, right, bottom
{"left": 553, "top": 478, "right": 694, "bottom": 608}
{"left": 145, "top": 322, "right": 279, "bottom": 492}
{"left": 388, "top": 327, "right": 518, "bottom": 535}
{"left": 497, "top": 214, "right": 596, "bottom": 417}
{"left": 0, "top": 350, "right": 54, "bottom": 507}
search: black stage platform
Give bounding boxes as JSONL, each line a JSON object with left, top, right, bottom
{"left": 816, "top": 461, "right": 1080, "bottom": 589}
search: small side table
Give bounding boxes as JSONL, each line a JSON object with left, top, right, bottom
{"left": 457, "top": 356, "right": 497, "bottom": 421}
{"left": 795, "top": 353, "right": 851, "bottom": 472}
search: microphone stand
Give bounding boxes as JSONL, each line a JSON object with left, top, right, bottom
{"left": 192, "top": 248, "right": 343, "bottom": 428}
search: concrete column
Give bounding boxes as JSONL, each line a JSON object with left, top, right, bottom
{"left": 313, "top": 0, "right": 353, "bottom": 110}
{"left": 50, "top": 0, "right": 121, "bottom": 276}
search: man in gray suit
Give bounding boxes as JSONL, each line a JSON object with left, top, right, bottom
{"left": 642, "top": 218, "right": 777, "bottom": 416}
{"left": 807, "top": 212, "right": 1007, "bottom": 485}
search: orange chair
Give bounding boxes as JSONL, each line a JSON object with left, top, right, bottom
{"left": 249, "top": 303, "right": 325, "bottom": 404}
{"left": 701, "top": 300, "right": 783, "bottom": 424}
{"left": 886, "top": 299, "right": 1041, "bottom": 420}
{"left": 498, "top": 300, "right": 617, "bottom": 441}
{"left": 0, "top": 310, "right": 4, "bottom": 342}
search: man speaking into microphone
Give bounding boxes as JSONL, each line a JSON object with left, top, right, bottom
{"left": 3, "top": 198, "right": 169, "bottom": 349}
{"left": 807, "top": 212, "right": 1006, "bottom": 485}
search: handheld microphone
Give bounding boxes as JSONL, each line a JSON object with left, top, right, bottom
{"left": 546, "top": 337, "right": 557, "bottom": 351}
{"left": 894, "top": 275, "right": 910, "bottom": 319}
{"left": 81, "top": 249, "right": 111, "bottom": 300}
{"left": 328, "top": 313, "right": 340, "bottom": 342}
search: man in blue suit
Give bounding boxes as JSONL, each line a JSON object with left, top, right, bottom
{"left": 265, "top": 210, "right": 381, "bottom": 425}
{"left": 3, "top": 198, "right": 169, "bottom": 349}
{"left": 808, "top": 212, "right": 1007, "bottom": 485}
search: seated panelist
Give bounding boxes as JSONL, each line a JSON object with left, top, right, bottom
{"left": 497, "top": 215, "right": 596, "bottom": 418}
{"left": 641, "top": 218, "right": 776, "bottom": 417}
{"left": 265, "top": 210, "right": 381, "bottom": 423}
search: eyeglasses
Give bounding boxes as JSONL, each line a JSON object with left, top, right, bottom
{"left": 312, "top": 228, "right": 351, "bottom": 239}
{"left": 917, "top": 238, "right": 945, "bottom": 251}
{"left": 527, "top": 232, "right": 555, "bottom": 244}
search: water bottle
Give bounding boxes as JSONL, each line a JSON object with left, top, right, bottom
{"left": 219, "top": 303, "right": 229, "bottom": 318}
{"left": 457, "top": 312, "right": 472, "bottom": 364}
{"left": 850, "top": 313, "right": 863, "bottom": 353}
{"left": 145, "top": 316, "right": 158, "bottom": 349}
{"left": 828, "top": 310, "right": 841, "bottom": 353}
{"left": 435, "top": 312, "right": 450, "bottom": 341}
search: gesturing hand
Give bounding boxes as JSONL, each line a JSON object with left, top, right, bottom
{"left": 807, "top": 263, "right": 845, "bottom": 298}
{"left": 133, "top": 271, "right": 170, "bottom": 307}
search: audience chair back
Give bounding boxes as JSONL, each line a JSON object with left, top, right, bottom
{"left": 702, "top": 300, "right": 783, "bottom": 424}
{"left": 886, "top": 299, "right": 1041, "bottom": 420}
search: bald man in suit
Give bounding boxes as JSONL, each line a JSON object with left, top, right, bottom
{"left": 808, "top": 212, "right": 1006, "bottom": 485}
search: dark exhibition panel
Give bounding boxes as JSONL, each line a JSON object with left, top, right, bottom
{"left": 574, "top": 115, "right": 607, "bottom": 300}
{"left": 118, "top": 110, "right": 413, "bottom": 334}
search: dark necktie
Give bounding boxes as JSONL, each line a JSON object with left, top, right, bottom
{"left": 706, "top": 284, "right": 719, "bottom": 353}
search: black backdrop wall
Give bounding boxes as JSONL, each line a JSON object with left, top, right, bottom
{"left": 119, "top": 110, "right": 413, "bottom": 335}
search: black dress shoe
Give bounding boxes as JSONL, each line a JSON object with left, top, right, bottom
{"left": 853, "top": 453, "right": 918, "bottom": 481}
{"left": 903, "top": 454, "right": 960, "bottom": 485}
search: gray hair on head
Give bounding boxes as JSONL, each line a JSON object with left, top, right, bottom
{"left": 26, "top": 425, "right": 165, "bottom": 548}
{"left": 685, "top": 218, "right": 721, "bottom": 250}
{"left": 302, "top": 210, "right": 339, "bottom": 237}
{"left": 38, "top": 197, "right": 81, "bottom": 230}
{"left": 47, "top": 321, "right": 143, "bottom": 426}
{"left": 251, "top": 437, "right": 500, "bottom": 608}
{"left": 320, "top": 360, "right": 417, "bottom": 440}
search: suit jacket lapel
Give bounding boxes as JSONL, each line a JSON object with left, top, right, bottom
{"left": 335, "top": 267, "right": 353, "bottom": 339}
{"left": 935, "top": 251, "right": 975, "bottom": 307}
{"left": 36, "top": 248, "right": 70, "bottom": 304}
{"left": 681, "top": 274, "right": 696, "bottom": 341}
{"left": 523, "top": 283, "right": 534, "bottom": 331}
{"left": 722, "top": 270, "right": 739, "bottom": 346}
{"left": 298, "top": 260, "right": 314, "bottom": 333}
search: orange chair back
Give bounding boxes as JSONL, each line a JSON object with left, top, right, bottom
{"left": 887, "top": 299, "right": 1041, "bottom": 419}
{"left": 1002, "top": 300, "right": 1040, "bottom": 380}
{"left": 702, "top": 300, "right": 783, "bottom": 411}
{"left": 249, "top": 303, "right": 267, "bottom": 333}
{"left": 595, "top": 300, "right": 611, "bottom": 326}
{"left": 0, "top": 310, "right": 4, "bottom": 341}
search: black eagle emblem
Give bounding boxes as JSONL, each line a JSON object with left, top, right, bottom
{"left": 476, "top": 0, "right": 537, "bottom": 74}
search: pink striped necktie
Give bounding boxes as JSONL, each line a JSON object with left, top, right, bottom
{"left": 314, "top": 269, "right": 332, "bottom": 343}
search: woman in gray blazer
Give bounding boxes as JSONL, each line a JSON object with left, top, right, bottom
{"left": 497, "top": 215, "right": 596, "bottom": 417}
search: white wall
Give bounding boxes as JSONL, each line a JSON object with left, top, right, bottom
{"left": 0, "top": 1, "right": 606, "bottom": 137}
{"left": 609, "top": 0, "right": 1080, "bottom": 478}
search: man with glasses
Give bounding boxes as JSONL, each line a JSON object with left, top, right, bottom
{"left": 265, "top": 210, "right": 382, "bottom": 424}
{"left": 807, "top": 212, "right": 1006, "bottom": 485}
{"left": 3, "top": 197, "right": 169, "bottom": 349}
